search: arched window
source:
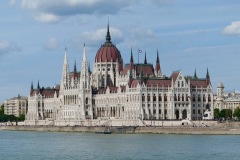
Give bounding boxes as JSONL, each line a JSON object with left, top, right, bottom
{"left": 164, "top": 94, "right": 167, "bottom": 101}
{"left": 182, "top": 81, "right": 184, "bottom": 87}
{"left": 174, "top": 94, "right": 177, "bottom": 101}
{"left": 208, "top": 94, "right": 211, "bottom": 101}
{"left": 86, "top": 97, "right": 88, "bottom": 104}
{"left": 142, "top": 94, "right": 145, "bottom": 102}
{"left": 153, "top": 94, "right": 156, "bottom": 102}
{"left": 178, "top": 94, "right": 180, "bottom": 101}
{"left": 198, "top": 94, "right": 201, "bottom": 101}
{"left": 178, "top": 81, "right": 180, "bottom": 87}
{"left": 192, "top": 94, "right": 195, "bottom": 102}
{"left": 182, "top": 94, "right": 184, "bottom": 101}
{"left": 107, "top": 74, "right": 111, "bottom": 86}
{"left": 159, "top": 94, "right": 162, "bottom": 101}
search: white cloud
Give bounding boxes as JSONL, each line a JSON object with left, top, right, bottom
{"left": 9, "top": 0, "right": 16, "bottom": 5}
{"left": 43, "top": 37, "right": 58, "bottom": 50}
{"left": 35, "top": 12, "right": 60, "bottom": 23}
{"left": 223, "top": 21, "right": 240, "bottom": 35}
{"left": 0, "top": 41, "right": 22, "bottom": 55}
{"left": 20, "top": 0, "right": 132, "bottom": 22}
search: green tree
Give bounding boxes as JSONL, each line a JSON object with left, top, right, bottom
{"left": 0, "top": 104, "right": 4, "bottom": 115}
{"left": 233, "top": 107, "right": 240, "bottom": 119}
{"left": 220, "top": 109, "right": 232, "bottom": 119}
{"left": 18, "top": 114, "right": 25, "bottom": 121}
{"left": 214, "top": 108, "right": 220, "bottom": 119}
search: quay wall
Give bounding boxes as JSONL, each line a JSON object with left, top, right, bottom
{"left": 2, "top": 125, "right": 240, "bottom": 135}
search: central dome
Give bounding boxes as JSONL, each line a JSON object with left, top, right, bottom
{"left": 95, "top": 23, "right": 122, "bottom": 63}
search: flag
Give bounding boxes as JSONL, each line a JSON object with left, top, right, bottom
{"left": 138, "top": 49, "right": 142, "bottom": 53}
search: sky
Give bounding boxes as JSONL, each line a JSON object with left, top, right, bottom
{"left": 1, "top": 0, "right": 240, "bottom": 102}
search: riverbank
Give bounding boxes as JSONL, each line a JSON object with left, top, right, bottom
{"left": 1, "top": 125, "right": 240, "bottom": 135}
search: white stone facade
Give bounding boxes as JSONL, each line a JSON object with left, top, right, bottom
{"left": 25, "top": 25, "right": 214, "bottom": 126}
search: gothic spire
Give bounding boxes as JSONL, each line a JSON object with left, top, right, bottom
{"left": 37, "top": 80, "right": 40, "bottom": 89}
{"left": 83, "top": 43, "right": 87, "bottom": 61}
{"left": 144, "top": 51, "right": 147, "bottom": 64}
{"left": 106, "top": 19, "right": 111, "bottom": 43}
{"left": 31, "top": 81, "right": 34, "bottom": 90}
{"left": 194, "top": 69, "right": 198, "bottom": 79}
{"left": 74, "top": 59, "right": 77, "bottom": 73}
{"left": 206, "top": 68, "right": 210, "bottom": 79}
{"left": 156, "top": 49, "right": 159, "bottom": 63}
{"left": 130, "top": 47, "right": 134, "bottom": 63}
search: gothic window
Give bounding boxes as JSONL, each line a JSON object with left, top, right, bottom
{"left": 86, "top": 97, "right": 88, "bottom": 104}
{"left": 208, "top": 94, "right": 211, "bottom": 101}
{"left": 142, "top": 94, "right": 145, "bottom": 102}
{"left": 178, "top": 81, "right": 180, "bottom": 87}
{"left": 182, "top": 94, "right": 184, "bottom": 101}
{"left": 193, "top": 109, "right": 195, "bottom": 114}
{"left": 159, "top": 94, "right": 162, "bottom": 101}
{"left": 182, "top": 81, "right": 184, "bottom": 87}
{"left": 192, "top": 94, "right": 195, "bottom": 102}
{"left": 178, "top": 94, "right": 180, "bottom": 101}
{"left": 153, "top": 94, "right": 156, "bottom": 102}
{"left": 147, "top": 94, "right": 150, "bottom": 101}
{"left": 174, "top": 94, "right": 177, "bottom": 101}
{"left": 203, "top": 95, "right": 206, "bottom": 102}
{"left": 186, "top": 94, "right": 188, "bottom": 101}
{"left": 164, "top": 94, "right": 167, "bottom": 101}
{"left": 198, "top": 94, "right": 201, "bottom": 101}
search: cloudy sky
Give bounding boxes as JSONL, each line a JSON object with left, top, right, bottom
{"left": 1, "top": 0, "right": 240, "bottom": 102}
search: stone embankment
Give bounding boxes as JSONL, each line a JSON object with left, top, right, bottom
{"left": 1, "top": 125, "right": 240, "bottom": 135}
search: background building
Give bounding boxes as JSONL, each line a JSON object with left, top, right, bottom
{"left": 4, "top": 95, "right": 27, "bottom": 117}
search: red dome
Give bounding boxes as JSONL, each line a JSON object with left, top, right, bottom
{"left": 95, "top": 43, "right": 122, "bottom": 63}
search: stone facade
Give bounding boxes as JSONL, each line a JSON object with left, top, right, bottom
{"left": 25, "top": 24, "right": 214, "bottom": 126}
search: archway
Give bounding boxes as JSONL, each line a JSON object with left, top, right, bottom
{"left": 175, "top": 110, "right": 179, "bottom": 120}
{"left": 182, "top": 109, "right": 187, "bottom": 119}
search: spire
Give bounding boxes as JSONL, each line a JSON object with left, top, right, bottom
{"left": 83, "top": 43, "right": 87, "bottom": 61}
{"left": 194, "top": 69, "right": 198, "bottom": 79}
{"left": 155, "top": 49, "right": 161, "bottom": 75}
{"left": 64, "top": 47, "right": 68, "bottom": 65}
{"left": 74, "top": 59, "right": 77, "bottom": 73}
{"left": 88, "top": 63, "right": 91, "bottom": 73}
{"left": 144, "top": 51, "right": 147, "bottom": 64}
{"left": 37, "top": 80, "right": 40, "bottom": 89}
{"left": 130, "top": 47, "right": 134, "bottom": 70}
{"left": 31, "top": 81, "right": 34, "bottom": 90}
{"left": 106, "top": 19, "right": 111, "bottom": 43}
{"left": 206, "top": 68, "right": 210, "bottom": 79}
{"left": 156, "top": 49, "right": 159, "bottom": 63}
{"left": 130, "top": 47, "right": 134, "bottom": 63}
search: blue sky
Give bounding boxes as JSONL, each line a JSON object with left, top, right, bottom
{"left": 1, "top": 0, "right": 240, "bottom": 102}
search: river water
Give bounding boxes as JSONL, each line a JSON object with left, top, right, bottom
{"left": 0, "top": 131, "right": 239, "bottom": 160}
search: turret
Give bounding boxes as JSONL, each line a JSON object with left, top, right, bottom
{"left": 60, "top": 48, "right": 69, "bottom": 90}
{"left": 81, "top": 44, "right": 89, "bottom": 89}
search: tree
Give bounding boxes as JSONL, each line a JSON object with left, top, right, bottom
{"left": 220, "top": 109, "right": 232, "bottom": 119}
{"left": 0, "top": 104, "right": 4, "bottom": 115}
{"left": 233, "top": 107, "right": 240, "bottom": 119}
{"left": 214, "top": 108, "right": 220, "bottom": 119}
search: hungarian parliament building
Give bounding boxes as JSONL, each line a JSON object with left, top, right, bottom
{"left": 26, "top": 24, "right": 213, "bottom": 126}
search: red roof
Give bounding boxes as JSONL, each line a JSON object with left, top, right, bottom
{"left": 190, "top": 79, "right": 210, "bottom": 88}
{"left": 122, "top": 64, "right": 154, "bottom": 76}
{"left": 170, "top": 71, "right": 180, "bottom": 82}
{"left": 30, "top": 87, "right": 59, "bottom": 98}
{"left": 95, "top": 43, "right": 123, "bottom": 63}
{"left": 145, "top": 79, "right": 171, "bottom": 87}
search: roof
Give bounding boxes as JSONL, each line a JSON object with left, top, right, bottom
{"left": 122, "top": 64, "right": 154, "bottom": 76}
{"left": 30, "top": 86, "right": 60, "bottom": 98}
